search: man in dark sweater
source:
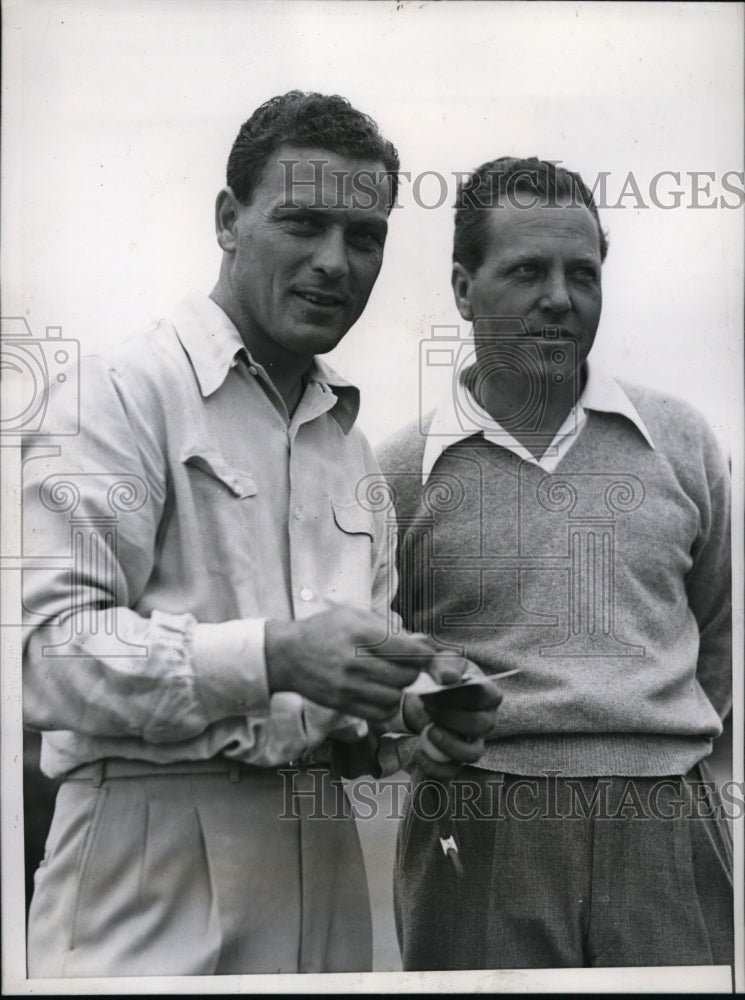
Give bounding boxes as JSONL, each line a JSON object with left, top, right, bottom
{"left": 378, "top": 157, "right": 733, "bottom": 970}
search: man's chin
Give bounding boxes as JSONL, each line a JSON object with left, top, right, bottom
{"left": 281, "top": 323, "right": 352, "bottom": 359}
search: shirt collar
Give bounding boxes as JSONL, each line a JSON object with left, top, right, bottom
{"left": 307, "top": 356, "right": 360, "bottom": 434}
{"left": 171, "top": 291, "right": 248, "bottom": 396}
{"left": 170, "top": 291, "right": 360, "bottom": 433}
{"left": 580, "top": 361, "right": 655, "bottom": 449}
{"left": 422, "top": 353, "right": 655, "bottom": 483}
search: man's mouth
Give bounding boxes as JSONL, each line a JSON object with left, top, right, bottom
{"left": 295, "top": 290, "right": 346, "bottom": 307}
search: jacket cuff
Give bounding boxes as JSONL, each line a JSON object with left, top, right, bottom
{"left": 191, "top": 618, "right": 270, "bottom": 721}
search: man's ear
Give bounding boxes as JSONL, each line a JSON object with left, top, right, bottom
{"left": 451, "top": 262, "right": 474, "bottom": 322}
{"left": 215, "top": 187, "right": 240, "bottom": 252}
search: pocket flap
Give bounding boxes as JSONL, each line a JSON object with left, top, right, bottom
{"left": 182, "top": 449, "right": 257, "bottom": 499}
{"left": 331, "top": 499, "right": 374, "bottom": 538}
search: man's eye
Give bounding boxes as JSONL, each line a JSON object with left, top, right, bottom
{"left": 513, "top": 263, "right": 539, "bottom": 278}
{"left": 348, "top": 230, "right": 384, "bottom": 251}
{"left": 572, "top": 267, "right": 598, "bottom": 283}
{"left": 286, "top": 217, "right": 322, "bottom": 235}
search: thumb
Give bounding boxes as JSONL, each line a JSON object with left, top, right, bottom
{"left": 428, "top": 650, "right": 468, "bottom": 685}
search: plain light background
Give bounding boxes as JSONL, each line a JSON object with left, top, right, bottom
{"left": 2, "top": 0, "right": 743, "bottom": 993}
{"left": 2, "top": 0, "right": 743, "bottom": 449}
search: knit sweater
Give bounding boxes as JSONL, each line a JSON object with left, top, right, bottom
{"left": 377, "top": 382, "right": 731, "bottom": 777}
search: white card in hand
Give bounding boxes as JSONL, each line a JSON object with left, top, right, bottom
{"left": 403, "top": 668, "right": 520, "bottom": 697}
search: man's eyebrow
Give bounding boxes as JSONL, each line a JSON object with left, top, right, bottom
{"left": 501, "top": 248, "right": 599, "bottom": 264}
{"left": 272, "top": 200, "right": 322, "bottom": 215}
{"left": 272, "top": 198, "right": 389, "bottom": 218}
{"left": 499, "top": 250, "right": 544, "bottom": 266}
{"left": 568, "top": 253, "right": 601, "bottom": 266}
{"left": 352, "top": 218, "right": 388, "bottom": 235}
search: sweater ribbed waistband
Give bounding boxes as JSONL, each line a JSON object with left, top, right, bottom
{"left": 475, "top": 733, "right": 713, "bottom": 777}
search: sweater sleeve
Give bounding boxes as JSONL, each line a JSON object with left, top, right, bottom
{"left": 685, "top": 425, "right": 732, "bottom": 721}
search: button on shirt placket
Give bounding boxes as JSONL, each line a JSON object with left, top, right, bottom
{"left": 22, "top": 292, "right": 382, "bottom": 777}
{"left": 287, "top": 382, "right": 337, "bottom": 619}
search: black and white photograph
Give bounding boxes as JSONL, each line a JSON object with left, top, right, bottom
{"left": 2, "top": 1, "right": 743, "bottom": 993}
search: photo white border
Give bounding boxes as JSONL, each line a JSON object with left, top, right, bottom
{"left": 2, "top": 1, "right": 743, "bottom": 994}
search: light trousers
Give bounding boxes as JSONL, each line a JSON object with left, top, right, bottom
{"left": 27, "top": 763, "right": 372, "bottom": 977}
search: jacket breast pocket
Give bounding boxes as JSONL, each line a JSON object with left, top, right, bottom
{"left": 181, "top": 448, "right": 258, "bottom": 576}
{"left": 183, "top": 450, "right": 258, "bottom": 500}
{"left": 324, "top": 498, "right": 376, "bottom": 604}
{"left": 331, "top": 499, "right": 375, "bottom": 539}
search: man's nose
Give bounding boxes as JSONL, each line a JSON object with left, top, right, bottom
{"left": 539, "top": 271, "right": 571, "bottom": 314}
{"left": 311, "top": 229, "right": 349, "bottom": 278}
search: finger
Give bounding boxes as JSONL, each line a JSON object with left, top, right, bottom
{"left": 357, "top": 646, "right": 435, "bottom": 676}
{"left": 347, "top": 697, "right": 404, "bottom": 723}
{"left": 355, "top": 658, "right": 423, "bottom": 690}
{"left": 353, "top": 703, "right": 404, "bottom": 723}
{"left": 412, "top": 748, "right": 463, "bottom": 781}
{"left": 426, "top": 724, "right": 486, "bottom": 764}
{"left": 420, "top": 722, "right": 452, "bottom": 763}
{"left": 408, "top": 631, "right": 440, "bottom": 646}
{"left": 344, "top": 681, "right": 410, "bottom": 719}
{"left": 401, "top": 693, "right": 432, "bottom": 734}
{"left": 427, "top": 651, "right": 469, "bottom": 685}
{"left": 366, "top": 630, "right": 440, "bottom": 663}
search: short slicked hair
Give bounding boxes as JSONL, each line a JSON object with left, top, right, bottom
{"left": 227, "top": 90, "right": 400, "bottom": 208}
{"left": 453, "top": 156, "right": 609, "bottom": 272}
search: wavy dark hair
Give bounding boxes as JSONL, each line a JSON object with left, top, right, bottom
{"left": 453, "top": 156, "right": 609, "bottom": 272}
{"left": 226, "top": 90, "right": 400, "bottom": 208}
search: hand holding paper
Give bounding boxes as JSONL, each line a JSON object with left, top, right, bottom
{"left": 401, "top": 656, "right": 515, "bottom": 773}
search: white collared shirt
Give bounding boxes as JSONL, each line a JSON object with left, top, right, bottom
{"left": 422, "top": 355, "right": 655, "bottom": 483}
{"left": 23, "top": 290, "right": 387, "bottom": 777}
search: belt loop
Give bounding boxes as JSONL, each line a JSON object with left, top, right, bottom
{"left": 228, "top": 762, "right": 241, "bottom": 783}
{"left": 90, "top": 760, "right": 105, "bottom": 787}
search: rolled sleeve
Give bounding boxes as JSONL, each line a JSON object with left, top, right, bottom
{"left": 22, "top": 300, "right": 392, "bottom": 773}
